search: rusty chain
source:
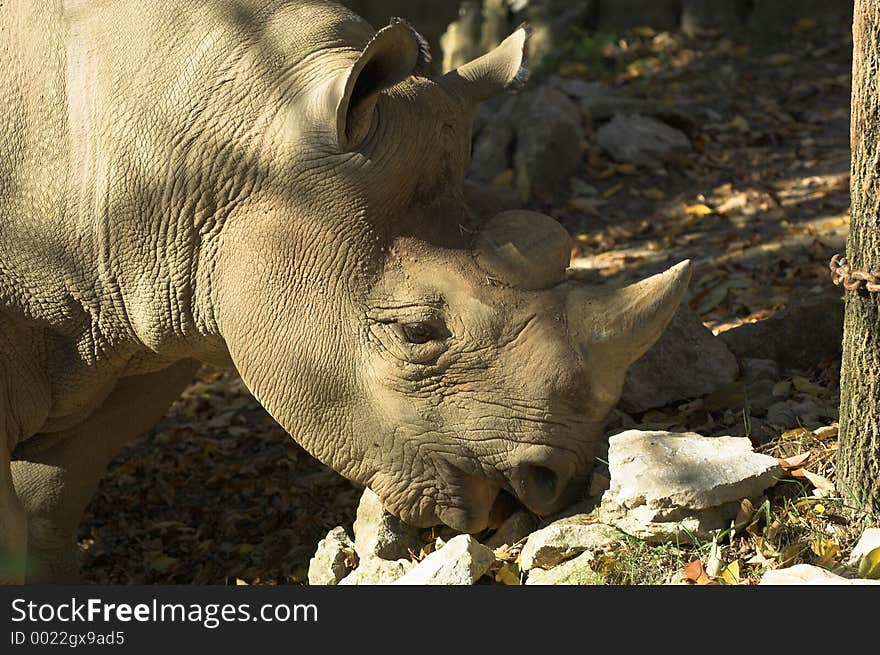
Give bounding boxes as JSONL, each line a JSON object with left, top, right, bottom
{"left": 830, "top": 254, "right": 880, "bottom": 293}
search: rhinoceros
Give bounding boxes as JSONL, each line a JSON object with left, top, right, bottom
{"left": 0, "top": 0, "right": 690, "bottom": 583}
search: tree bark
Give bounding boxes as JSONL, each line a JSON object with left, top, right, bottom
{"left": 839, "top": 0, "right": 880, "bottom": 514}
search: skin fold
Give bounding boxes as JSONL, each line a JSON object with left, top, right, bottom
{"left": 0, "top": 0, "right": 689, "bottom": 583}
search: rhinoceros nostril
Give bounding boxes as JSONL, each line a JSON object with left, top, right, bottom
{"left": 521, "top": 464, "right": 558, "bottom": 498}
{"left": 507, "top": 445, "right": 579, "bottom": 515}
{"left": 510, "top": 463, "right": 566, "bottom": 516}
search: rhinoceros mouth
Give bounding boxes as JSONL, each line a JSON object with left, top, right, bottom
{"left": 430, "top": 455, "right": 516, "bottom": 533}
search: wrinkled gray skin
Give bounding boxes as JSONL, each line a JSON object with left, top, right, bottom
{"left": 0, "top": 0, "right": 690, "bottom": 583}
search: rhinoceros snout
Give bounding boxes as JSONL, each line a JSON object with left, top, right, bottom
{"left": 507, "top": 445, "right": 579, "bottom": 516}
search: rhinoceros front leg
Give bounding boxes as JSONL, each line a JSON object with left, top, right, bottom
{"left": 11, "top": 359, "right": 199, "bottom": 583}
{"left": 0, "top": 444, "right": 28, "bottom": 584}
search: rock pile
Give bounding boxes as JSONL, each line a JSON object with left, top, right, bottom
{"left": 468, "top": 76, "right": 695, "bottom": 204}
{"left": 309, "top": 430, "right": 787, "bottom": 585}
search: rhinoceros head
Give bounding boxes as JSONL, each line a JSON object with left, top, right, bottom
{"left": 211, "top": 17, "right": 690, "bottom": 532}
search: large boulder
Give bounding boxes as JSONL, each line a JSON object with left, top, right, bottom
{"left": 596, "top": 113, "right": 691, "bottom": 169}
{"left": 720, "top": 292, "right": 844, "bottom": 371}
{"left": 469, "top": 99, "right": 516, "bottom": 183}
{"left": 511, "top": 86, "right": 585, "bottom": 202}
{"left": 550, "top": 77, "right": 698, "bottom": 131}
{"left": 600, "top": 430, "right": 782, "bottom": 543}
{"left": 621, "top": 303, "right": 739, "bottom": 413}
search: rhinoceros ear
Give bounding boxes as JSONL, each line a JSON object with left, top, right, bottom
{"left": 567, "top": 261, "right": 692, "bottom": 366}
{"left": 440, "top": 26, "right": 529, "bottom": 105}
{"left": 335, "top": 19, "right": 430, "bottom": 150}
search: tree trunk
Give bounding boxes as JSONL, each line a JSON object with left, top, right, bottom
{"left": 839, "top": 0, "right": 880, "bottom": 514}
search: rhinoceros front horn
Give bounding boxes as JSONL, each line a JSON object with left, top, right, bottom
{"left": 567, "top": 261, "right": 692, "bottom": 366}
{"left": 474, "top": 210, "right": 572, "bottom": 290}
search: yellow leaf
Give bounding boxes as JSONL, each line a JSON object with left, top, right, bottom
{"left": 557, "top": 61, "right": 590, "bottom": 77}
{"left": 794, "top": 17, "right": 817, "bottom": 32}
{"left": 793, "top": 376, "right": 827, "bottom": 396}
{"left": 777, "top": 543, "right": 803, "bottom": 568}
{"left": 813, "top": 503, "right": 826, "bottom": 515}
{"left": 633, "top": 26, "right": 656, "bottom": 38}
{"left": 695, "top": 572, "right": 714, "bottom": 585}
{"left": 491, "top": 169, "right": 514, "bottom": 187}
{"left": 858, "top": 546, "right": 880, "bottom": 580}
{"left": 615, "top": 163, "right": 638, "bottom": 175}
{"left": 495, "top": 562, "right": 521, "bottom": 585}
{"left": 719, "top": 560, "right": 740, "bottom": 585}
{"left": 767, "top": 53, "right": 796, "bottom": 66}
{"left": 235, "top": 579, "right": 249, "bottom": 586}
{"left": 642, "top": 187, "right": 666, "bottom": 200}
{"left": 685, "top": 203, "right": 714, "bottom": 216}
{"left": 720, "top": 115, "right": 749, "bottom": 132}
{"left": 810, "top": 538, "right": 839, "bottom": 567}
{"left": 781, "top": 427, "right": 811, "bottom": 441}
{"left": 602, "top": 182, "right": 623, "bottom": 199}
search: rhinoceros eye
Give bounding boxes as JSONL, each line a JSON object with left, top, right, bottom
{"left": 399, "top": 321, "right": 436, "bottom": 344}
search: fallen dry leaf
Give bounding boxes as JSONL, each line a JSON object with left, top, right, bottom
{"left": 684, "top": 559, "right": 704, "bottom": 582}
{"left": 778, "top": 452, "right": 810, "bottom": 469}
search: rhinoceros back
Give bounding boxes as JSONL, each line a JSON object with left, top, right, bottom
{"left": 0, "top": 0, "right": 376, "bottom": 437}
{"left": 1, "top": 1, "right": 78, "bottom": 318}
{"left": 0, "top": 0, "right": 372, "bottom": 328}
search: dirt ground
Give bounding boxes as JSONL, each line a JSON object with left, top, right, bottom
{"left": 79, "top": 16, "right": 860, "bottom": 584}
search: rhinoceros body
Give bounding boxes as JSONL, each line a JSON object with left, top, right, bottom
{"left": 0, "top": 0, "right": 689, "bottom": 582}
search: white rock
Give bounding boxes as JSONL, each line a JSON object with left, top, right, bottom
{"left": 353, "top": 488, "right": 422, "bottom": 561}
{"left": 600, "top": 430, "right": 782, "bottom": 543}
{"left": 337, "top": 557, "right": 414, "bottom": 586}
{"left": 760, "top": 564, "right": 880, "bottom": 585}
{"left": 520, "top": 521, "right": 623, "bottom": 570}
{"left": 525, "top": 551, "right": 604, "bottom": 585}
{"left": 849, "top": 528, "right": 880, "bottom": 566}
{"left": 308, "top": 527, "right": 358, "bottom": 586}
{"left": 393, "top": 535, "right": 495, "bottom": 586}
